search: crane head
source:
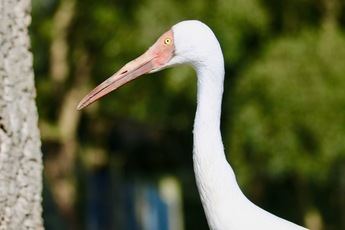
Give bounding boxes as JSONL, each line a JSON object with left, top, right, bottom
{"left": 77, "top": 20, "right": 221, "bottom": 110}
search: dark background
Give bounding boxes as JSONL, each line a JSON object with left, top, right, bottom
{"left": 32, "top": 0, "right": 345, "bottom": 229}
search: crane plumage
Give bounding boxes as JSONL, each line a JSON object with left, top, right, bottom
{"left": 77, "top": 20, "right": 307, "bottom": 230}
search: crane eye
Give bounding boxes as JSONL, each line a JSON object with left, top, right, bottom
{"left": 164, "top": 37, "right": 172, "bottom": 45}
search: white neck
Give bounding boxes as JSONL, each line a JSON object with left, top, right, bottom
{"left": 192, "top": 61, "right": 307, "bottom": 230}
{"left": 192, "top": 63, "right": 238, "bottom": 229}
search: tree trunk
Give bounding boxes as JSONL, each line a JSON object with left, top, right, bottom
{"left": 0, "top": 0, "right": 43, "bottom": 229}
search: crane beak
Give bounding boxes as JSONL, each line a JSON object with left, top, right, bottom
{"left": 77, "top": 52, "right": 156, "bottom": 110}
{"left": 77, "top": 29, "right": 175, "bottom": 110}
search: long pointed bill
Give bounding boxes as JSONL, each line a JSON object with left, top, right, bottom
{"left": 77, "top": 52, "right": 155, "bottom": 110}
{"left": 77, "top": 29, "right": 175, "bottom": 110}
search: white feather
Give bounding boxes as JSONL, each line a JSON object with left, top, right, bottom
{"left": 166, "top": 20, "right": 307, "bottom": 230}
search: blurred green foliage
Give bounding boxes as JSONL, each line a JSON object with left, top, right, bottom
{"left": 231, "top": 26, "right": 345, "bottom": 182}
{"left": 31, "top": 0, "right": 345, "bottom": 229}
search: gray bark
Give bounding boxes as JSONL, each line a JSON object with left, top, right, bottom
{"left": 0, "top": 0, "right": 43, "bottom": 229}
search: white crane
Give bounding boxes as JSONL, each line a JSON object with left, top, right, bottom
{"left": 77, "top": 20, "right": 307, "bottom": 230}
